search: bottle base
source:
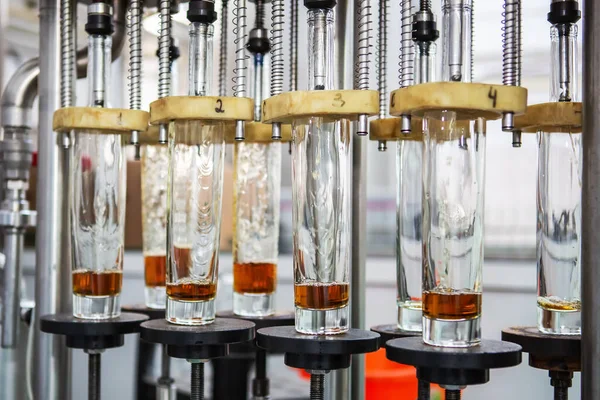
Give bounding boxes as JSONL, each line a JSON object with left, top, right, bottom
{"left": 422, "top": 315, "right": 481, "bottom": 347}
{"left": 145, "top": 286, "right": 166, "bottom": 310}
{"left": 233, "top": 292, "right": 274, "bottom": 317}
{"left": 73, "top": 294, "right": 121, "bottom": 320}
{"left": 397, "top": 302, "right": 423, "bottom": 332}
{"left": 537, "top": 306, "right": 581, "bottom": 335}
{"left": 295, "top": 305, "right": 349, "bottom": 335}
{"left": 166, "top": 298, "right": 215, "bottom": 325}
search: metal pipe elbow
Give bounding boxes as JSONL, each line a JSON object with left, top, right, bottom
{"left": 0, "top": 58, "right": 39, "bottom": 129}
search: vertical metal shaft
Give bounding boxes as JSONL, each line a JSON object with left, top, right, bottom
{"left": 190, "top": 362, "right": 204, "bottom": 400}
{"left": 88, "top": 352, "right": 101, "bottom": 400}
{"left": 289, "top": 0, "right": 299, "bottom": 92}
{"left": 445, "top": 389, "right": 461, "bottom": 400}
{"left": 128, "top": 0, "right": 143, "bottom": 156}
{"left": 355, "top": 0, "right": 371, "bottom": 136}
{"left": 399, "top": 0, "right": 413, "bottom": 134}
{"left": 1, "top": 231, "right": 23, "bottom": 348}
{"left": 310, "top": 373, "right": 325, "bottom": 400}
{"left": 582, "top": 0, "right": 600, "bottom": 398}
{"left": 418, "top": 380, "right": 431, "bottom": 400}
{"left": 252, "top": 349, "right": 269, "bottom": 398}
{"left": 270, "top": 0, "right": 284, "bottom": 139}
{"left": 234, "top": 0, "right": 248, "bottom": 140}
{"left": 376, "top": 0, "right": 388, "bottom": 150}
{"left": 501, "top": 0, "right": 522, "bottom": 143}
{"left": 60, "top": 0, "right": 76, "bottom": 109}
{"left": 219, "top": 0, "right": 229, "bottom": 97}
{"left": 35, "top": 1, "right": 71, "bottom": 399}
{"left": 158, "top": 0, "right": 172, "bottom": 144}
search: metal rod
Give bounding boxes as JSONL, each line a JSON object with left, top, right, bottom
{"left": 252, "top": 349, "right": 269, "bottom": 398}
{"left": 234, "top": 0, "right": 248, "bottom": 140}
{"left": 88, "top": 352, "right": 101, "bottom": 400}
{"left": 1, "top": 231, "right": 23, "bottom": 348}
{"left": 289, "top": 0, "right": 299, "bottom": 92}
{"left": 582, "top": 0, "right": 600, "bottom": 398}
{"left": 190, "top": 362, "right": 204, "bottom": 400}
{"left": 445, "top": 389, "right": 461, "bottom": 400}
{"left": 34, "top": 1, "right": 71, "bottom": 399}
{"left": 310, "top": 373, "right": 325, "bottom": 400}
{"left": 219, "top": 0, "right": 229, "bottom": 97}
{"left": 418, "top": 379, "right": 431, "bottom": 400}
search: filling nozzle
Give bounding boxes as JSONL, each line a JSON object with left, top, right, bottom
{"left": 441, "top": 0, "right": 472, "bottom": 83}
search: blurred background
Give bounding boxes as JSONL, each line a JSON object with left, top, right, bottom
{"left": 2, "top": 0, "right": 579, "bottom": 398}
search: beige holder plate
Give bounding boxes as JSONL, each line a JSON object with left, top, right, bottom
{"left": 261, "top": 90, "right": 379, "bottom": 124}
{"left": 224, "top": 121, "right": 292, "bottom": 143}
{"left": 514, "top": 102, "right": 582, "bottom": 133}
{"left": 53, "top": 107, "right": 150, "bottom": 134}
{"left": 389, "top": 82, "right": 528, "bottom": 121}
{"left": 149, "top": 96, "right": 254, "bottom": 125}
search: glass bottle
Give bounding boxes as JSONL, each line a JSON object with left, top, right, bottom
{"left": 537, "top": 20, "right": 581, "bottom": 334}
{"left": 71, "top": 31, "right": 125, "bottom": 319}
{"left": 422, "top": 112, "right": 486, "bottom": 347}
{"left": 292, "top": 8, "right": 351, "bottom": 335}
{"left": 141, "top": 140, "right": 169, "bottom": 309}
{"left": 166, "top": 21, "right": 225, "bottom": 325}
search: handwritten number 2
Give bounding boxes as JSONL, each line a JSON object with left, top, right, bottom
{"left": 215, "top": 99, "right": 225, "bottom": 113}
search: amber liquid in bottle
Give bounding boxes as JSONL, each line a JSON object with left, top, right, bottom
{"left": 72, "top": 269, "right": 123, "bottom": 296}
{"left": 144, "top": 254, "right": 167, "bottom": 287}
{"left": 167, "top": 246, "right": 217, "bottom": 301}
{"left": 422, "top": 290, "right": 482, "bottom": 320}
{"left": 233, "top": 262, "right": 277, "bottom": 294}
{"left": 294, "top": 282, "right": 349, "bottom": 310}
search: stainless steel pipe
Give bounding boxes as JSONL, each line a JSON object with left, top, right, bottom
{"left": 582, "top": 0, "right": 600, "bottom": 398}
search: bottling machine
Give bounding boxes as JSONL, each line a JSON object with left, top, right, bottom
{"left": 1, "top": 0, "right": 599, "bottom": 399}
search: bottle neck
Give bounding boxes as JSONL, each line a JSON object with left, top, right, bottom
{"left": 307, "top": 9, "right": 335, "bottom": 91}
{"left": 189, "top": 22, "right": 214, "bottom": 97}
{"left": 441, "top": 0, "right": 472, "bottom": 83}
{"left": 550, "top": 23, "right": 579, "bottom": 102}
{"left": 87, "top": 34, "right": 112, "bottom": 107}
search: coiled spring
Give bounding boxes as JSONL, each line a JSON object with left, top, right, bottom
{"left": 232, "top": 0, "right": 249, "bottom": 97}
{"left": 502, "top": 0, "right": 521, "bottom": 86}
{"left": 355, "top": 0, "right": 372, "bottom": 91}
{"left": 289, "top": 0, "right": 299, "bottom": 92}
{"left": 60, "top": 0, "right": 75, "bottom": 108}
{"left": 377, "top": 0, "right": 389, "bottom": 119}
{"left": 128, "top": 0, "right": 142, "bottom": 110}
{"left": 219, "top": 0, "right": 229, "bottom": 97}
{"left": 158, "top": 0, "right": 172, "bottom": 99}
{"left": 399, "top": 0, "right": 414, "bottom": 88}
{"left": 270, "top": 0, "right": 285, "bottom": 96}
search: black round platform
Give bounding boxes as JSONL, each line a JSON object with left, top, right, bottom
{"left": 370, "top": 324, "right": 420, "bottom": 346}
{"left": 502, "top": 326, "right": 581, "bottom": 371}
{"left": 122, "top": 304, "right": 165, "bottom": 320}
{"left": 140, "top": 318, "right": 255, "bottom": 360}
{"left": 216, "top": 310, "right": 295, "bottom": 330}
{"left": 256, "top": 326, "right": 380, "bottom": 370}
{"left": 40, "top": 312, "right": 149, "bottom": 350}
{"left": 386, "top": 337, "right": 522, "bottom": 386}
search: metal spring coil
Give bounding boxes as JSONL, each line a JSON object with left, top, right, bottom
{"left": 270, "top": 0, "right": 285, "bottom": 96}
{"left": 289, "top": 0, "right": 299, "bottom": 92}
{"left": 158, "top": 0, "right": 172, "bottom": 99}
{"left": 502, "top": 0, "right": 521, "bottom": 86}
{"left": 355, "top": 0, "right": 373, "bottom": 91}
{"left": 232, "top": 0, "right": 249, "bottom": 97}
{"left": 219, "top": 0, "right": 229, "bottom": 97}
{"left": 377, "top": 0, "right": 388, "bottom": 119}
{"left": 128, "top": 0, "right": 142, "bottom": 110}
{"left": 60, "top": 0, "right": 75, "bottom": 108}
{"left": 399, "top": 0, "right": 415, "bottom": 88}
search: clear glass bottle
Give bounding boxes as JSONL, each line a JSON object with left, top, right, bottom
{"left": 232, "top": 142, "right": 281, "bottom": 316}
{"left": 537, "top": 20, "right": 581, "bottom": 334}
{"left": 422, "top": 112, "right": 486, "bottom": 347}
{"left": 441, "top": 0, "right": 472, "bottom": 83}
{"left": 396, "top": 137, "right": 423, "bottom": 332}
{"left": 165, "top": 21, "right": 224, "bottom": 325}
{"left": 141, "top": 142, "right": 169, "bottom": 309}
{"left": 537, "top": 130, "right": 581, "bottom": 335}
{"left": 292, "top": 8, "right": 350, "bottom": 335}
{"left": 71, "top": 30, "right": 125, "bottom": 319}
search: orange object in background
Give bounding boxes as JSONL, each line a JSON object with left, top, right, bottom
{"left": 297, "top": 349, "right": 443, "bottom": 399}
